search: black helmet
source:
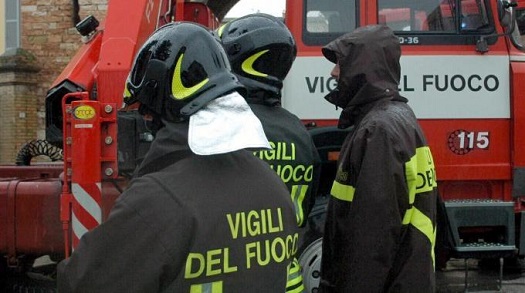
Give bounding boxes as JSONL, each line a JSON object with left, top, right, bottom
{"left": 124, "top": 22, "right": 245, "bottom": 121}
{"left": 218, "top": 13, "right": 297, "bottom": 96}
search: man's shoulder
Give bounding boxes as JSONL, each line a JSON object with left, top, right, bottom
{"left": 252, "top": 103, "right": 302, "bottom": 120}
{"left": 357, "top": 105, "right": 413, "bottom": 139}
{"left": 366, "top": 100, "right": 416, "bottom": 124}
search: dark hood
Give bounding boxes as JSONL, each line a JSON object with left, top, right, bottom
{"left": 322, "top": 25, "right": 406, "bottom": 128}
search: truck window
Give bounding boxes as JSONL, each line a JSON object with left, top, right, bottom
{"left": 303, "top": 0, "right": 357, "bottom": 45}
{"left": 378, "top": 0, "right": 490, "bottom": 32}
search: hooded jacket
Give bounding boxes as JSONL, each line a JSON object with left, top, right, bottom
{"left": 57, "top": 122, "right": 299, "bottom": 292}
{"left": 319, "top": 25, "right": 438, "bottom": 292}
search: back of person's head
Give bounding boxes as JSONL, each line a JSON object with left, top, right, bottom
{"left": 322, "top": 24, "right": 401, "bottom": 109}
{"left": 218, "top": 13, "right": 297, "bottom": 98}
{"left": 123, "top": 21, "right": 244, "bottom": 123}
{"left": 322, "top": 24, "right": 401, "bottom": 89}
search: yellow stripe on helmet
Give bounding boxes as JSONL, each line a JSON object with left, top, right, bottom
{"left": 241, "top": 49, "right": 269, "bottom": 77}
{"left": 172, "top": 53, "right": 209, "bottom": 100}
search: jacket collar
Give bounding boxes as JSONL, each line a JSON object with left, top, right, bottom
{"left": 134, "top": 122, "right": 192, "bottom": 177}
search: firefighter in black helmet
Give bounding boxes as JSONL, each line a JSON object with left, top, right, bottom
{"left": 57, "top": 22, "right": 299, "bottom": 292}
{"left": 219, "top": 13, "right": 322, "bottom": 293}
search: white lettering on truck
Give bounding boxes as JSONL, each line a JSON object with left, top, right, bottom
{"left": 282, "top": 56, "right": 510, "bottom": 119}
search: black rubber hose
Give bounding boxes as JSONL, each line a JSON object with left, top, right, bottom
{"left": 72, "top": 0, "right": 81, "bottom": 25}
{"left": 15, "top": 140, "right": 63, "bottom": 166}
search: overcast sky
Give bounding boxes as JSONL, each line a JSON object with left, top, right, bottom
{"left": 225, "top": 0, "right": 285, "bottom": 18}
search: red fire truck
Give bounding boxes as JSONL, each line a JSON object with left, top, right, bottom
{"left": 290, "top": 0, "right": 525, "bottom": 290}
{"left": 1, "top": 0, "right": 525, "bottom": 291}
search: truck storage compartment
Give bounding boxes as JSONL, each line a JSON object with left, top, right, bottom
{"left": 0, "top": 178, "right": 63, "bottom": 260}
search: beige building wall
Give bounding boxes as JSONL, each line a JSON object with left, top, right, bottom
{"left": 0, "top": 1, "right": 108, "bottom": 163}
{"left": 0, "top": 0, "right": 5, "bottom": 54}
{"left": 21, "top": 0, "right": 108, "bottom": 132}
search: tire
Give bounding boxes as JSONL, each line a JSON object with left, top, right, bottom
{"left": 298, "top": 196, "right": 328, "bottom": 292}
{"left": 298, "top": 238, "right": 323, "bottom": 293}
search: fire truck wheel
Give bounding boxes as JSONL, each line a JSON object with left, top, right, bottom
{"left": 297, "top": 195, "right": 328, "bottom": 293}
{"left": 298, "top": 238, "right": 323, "bottom": 293}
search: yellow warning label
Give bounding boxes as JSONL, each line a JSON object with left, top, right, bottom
{"left": 73, "top": 105, "right": 96, "bottom": 120}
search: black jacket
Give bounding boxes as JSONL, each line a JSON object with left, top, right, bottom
{"left": 57, "top": 122, "right": 299, "bottom": 292}
{"left": 319, "top": 25, "right": 438, "bottom": 293}
{"left": 249, "top": 95, "right": 321, "bottom": 228}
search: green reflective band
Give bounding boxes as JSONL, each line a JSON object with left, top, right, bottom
{"left": 402, "top": 207, "right": 414, "bottom": 225}
{"left": 286, "top": 283, "right": 305, "bottom": 293}
{"left": 330, "top": 181, "right": 355, "bottom": 202}
{"left": 291, "top": 185, "right": 308, "bottom": 226}
{"left": 432, "top": 225, "right": 437, "bottom": 270}
{"left": 405, "top": 154, "right": 418, "bottom": 205}
{"left": 172, "top": 53, "right": 209, "bottom": 100}
{"left": 405, "top": 146, "right": 437, "bottom": 204}
{"left": 405, "top": 207, "right": 436, "bottom": 268}
{"left": 242, "top": 50, "right": 269, "bottom": 77}
{"left": 190, "top": 281, "right": 223, "bottom": 293}
{"left": 403, "top": 146, "right": 437, "bottom": 268}
{"left": 286, "top": 259, "right": 305, "bottom": 293}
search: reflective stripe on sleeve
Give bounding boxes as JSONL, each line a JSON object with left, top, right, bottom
{"left": 402, "top": 206, "right": 436, "bottom": 268}
{"left": 404, "top": 154, "right": 418, "bottom": 205}
{"left": 190, "top": 281, "right": 223, "bottom": 293}
{"left": 407, "top": 207, "right": 435, "bottom": 244}
{"left": 291, "top": 184, "right": 308, "bottom": 226}
{"left": 405, "top": 146, "right": 437, "bottom": 198}
{"left": 286, "top": 258, "right": 305, "bottom": 293}
{"left": 403, "top": 146, "right": 437, "bottom": 268}
{"left": 330, "top": 180, "right": 356, "bottom": 202}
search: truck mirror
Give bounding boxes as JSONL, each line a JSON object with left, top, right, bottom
{"left": 478, "top": 0, "right": 518, "bottom": 53}
{"left": 497, "top": 0, "right": 517, "bottom": 28}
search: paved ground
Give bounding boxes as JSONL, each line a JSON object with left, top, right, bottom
{"left": 2, "top": 256, "right": 525, "bottom": 292}
{"left": 437, "top": 258, "right": 525, "bottom": 292}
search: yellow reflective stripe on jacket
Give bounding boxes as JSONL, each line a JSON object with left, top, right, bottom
{"left": 405, "top": 154, "right": 418, "bottom": 205}
{"left": 432, "top": 225, "right": 436, "bottom": 270}
{"left": 405, "top": 146, "right": 437, "bottom": 197}
{"left": 403, "top": 146, "right": 437, "bottom": 268}
{"left": 291, "top": 185, "right": 308, "bottom": 226}
{"left": 403, "top": 207, "right": 435, "bottom": 244}
{"left": 286, "top": 258, "right": 305, "bottom": 293}
{"left": 403, "top": 207, "right": 437, "bottom": 268}
{"left": 190, "top": 281, "right": 223, "bottom": 293}
{"left": 330, "top": 181, "right": 355, "bottom": 202}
